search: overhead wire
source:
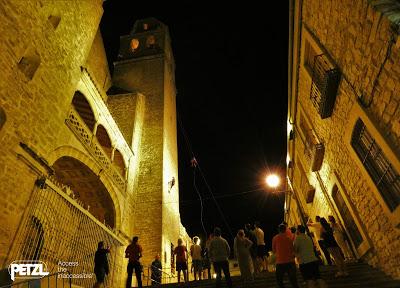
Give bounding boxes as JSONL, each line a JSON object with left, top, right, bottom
{"left": 135, "top": 186, "right": 268, "bottom": 206}
{"left": 196, "top": 164, "right": 234, "bottom": 238}
{"left": 177, "top": 105, "right": 234, "bottom": 238}
{"left": 177, "top": 108, "right": 207, "bottom": 237}
{"left": 193, "top": 166, "right": 207, "bottom": 238}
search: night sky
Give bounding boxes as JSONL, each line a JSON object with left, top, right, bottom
{"left": 100, "top": 3, "right": 289, "bottom": 250}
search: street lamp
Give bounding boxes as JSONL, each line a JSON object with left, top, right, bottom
{"left": 265, "top": 174, "right": 280, "bottom": 188}
{"left": 264, "top": 173, "right": 308, "bottom": 228}
{"left": 265, "top": 173, "right": 290, "bottom": 223}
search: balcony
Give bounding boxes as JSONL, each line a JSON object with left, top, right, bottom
{"left": 310, "top": 54, "right": 341, "bottom": 119}
{"left": 65, "top": 107, "right": 127, "bottom": 193}
{"left": 311, "top": 143, "right": 325, "bottom": 172}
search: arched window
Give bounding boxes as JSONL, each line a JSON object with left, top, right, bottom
{"left": 113, "top": 149, "right": 126, "bottom": 177}
{"left": 96, "top": 124, "right": 112, "bottom": 158}
{"left": 130, "top": 38, "right": 139, "bottom": 53}
{"left": 146, "top": 35, "right": 156, "bottom": 48}
{"left": 72, "top": 91, "right": 96, "bottom": 131}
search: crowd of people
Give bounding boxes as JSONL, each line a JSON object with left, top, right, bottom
{"left": 92, "top": 215, "right": 354, "bottom": 288}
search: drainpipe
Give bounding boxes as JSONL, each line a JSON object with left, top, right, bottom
{"left": 287, "top": 0, "right": 307, "bottom": 226}
{"left": 286, "top": 0, "right": 295, "bottom": 225}
{"left": 288, "top": 0, "right": 294, "bottom": 119}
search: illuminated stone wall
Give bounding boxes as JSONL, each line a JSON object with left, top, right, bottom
{"left": 0, "top": 0, "right": 104, "bottom": 266}
{"left": 111, "top": 20, "right": 190, "bottom": 271}
{"left": 288, "top": 0, "right": 400, "bottom": 279}
{"left": 86, "top": 28, "right": 112, "bottom": 102}
{"left": 0, "top": 2, "right": 188, "bottom": 286}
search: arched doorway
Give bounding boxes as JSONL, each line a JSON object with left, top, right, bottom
{"left": 52, "top": 156, "right": 116, "bottom": 228}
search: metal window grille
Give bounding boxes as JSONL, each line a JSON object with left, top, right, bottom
{"left": 351, "top": 119, "right": 400, "bottom": 211}
{"left": 310, "top": 54, "right": 341, "bottom": 119}
{"left": 332, "top": 185, "right": 363, "bottom": 249}
{"left": 299, "top": 115, "right": 313, "bottom": 161}
{"left": 297, "top": 160, "right": 313, "bottom": 203}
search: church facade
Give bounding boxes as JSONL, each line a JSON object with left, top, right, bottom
{"left": 286, "top": 0, "right": 400, "bottom": 279}
{"left": 0, "top": 1, "right": 189, "bottom": 286}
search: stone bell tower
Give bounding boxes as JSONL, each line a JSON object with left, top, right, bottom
{"left": 111, "top": 18, "right": 183, "bottom": 267}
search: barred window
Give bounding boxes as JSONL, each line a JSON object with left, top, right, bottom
{"left": 332, "top": 185, "right": 363, "bottom": 249}
{"left": 351, "top": 119, "right": 400, "bottom": 211}
{"left": 304, "top": 40, "right": 318, "bottom": 74}
{"left": 297, "top": 161, "right": 307, "bottom": 197}
{"left": 299, "top": 114, "right": 313, "bottom": 160}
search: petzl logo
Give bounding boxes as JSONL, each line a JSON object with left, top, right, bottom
{"left": 8, "top": 260, "right": 49, "bottom": 281}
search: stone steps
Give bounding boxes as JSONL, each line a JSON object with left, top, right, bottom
{"left": 150, "top": 262, "right": 400, "bottom": 287}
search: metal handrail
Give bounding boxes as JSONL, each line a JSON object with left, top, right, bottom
{"left": 0, "top": 271, "right": 72, "bottom": 288}
{"left": 143, "top": 264, "right": 176, "bottom": 286}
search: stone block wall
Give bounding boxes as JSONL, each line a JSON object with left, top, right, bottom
{"left": 0, "top": 6, "right": 189, "bottom": 285}
{"left": 107, "top": 93, "right": 140, "bottom": 147}
{"left": 0, "top": 0, "right": 104, "bottom": 265}
{"left": 86, "top": 28, "right": 112, "bottom": 101}
{"left": 289, "top": 0, "right": 400, "bottom": 278}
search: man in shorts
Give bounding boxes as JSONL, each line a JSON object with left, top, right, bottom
{"left": 254, "top": 221, "right": 267, "bottom": 272}
{"left": 294, "top": 225, "right": 327, "bottom": 288}
{"left": 174, "top": 239, "right": 188, "bottom": 284}
{"left": 190, "top": 236, "right": 203, "bottom": 280}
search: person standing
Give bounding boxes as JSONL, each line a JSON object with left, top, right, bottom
{"left": 203, "top": 233, "right": 213, "bottom": 280}
{"left": 125, "top": 236, "right": 143, "bottom": 288}
{"left": 294, "top": 225, "right": 327, "bottom": 288}
{"left": 150, "top": 254, "right": 162, "bottom": 286}
{"left": 244, "top": 223, "right": 258, "bottom": 273}
{"left": 208, "top": 227, "right": 233, "bottom": 288}
{"left": 94, "top": 241, "right": 110, "bottom": 288}
{"left": 234, "top": 229, "right": 254, "bottom": 282}
{"left": 190, "top": 236, "right": 203, "bottom": 280}
{"left": 328, "top": 215, "right": 353, "bottom": 261}
{"left": 307, "top": 216, "right": 332, "bottom": 266}
{"left": 254, "top": 221, "right": 267, "bottom": 272}
{"left": 272, "top": 224, "right": 299, "bottom": 288}
{"left": 320, "top": 218, "right": 348, "bottom": 277}
{"left": 283, "top": 222, "right": 295, "bottom": 241}
{"left": 174, "top": 238, "right": 188, "bottom": 284}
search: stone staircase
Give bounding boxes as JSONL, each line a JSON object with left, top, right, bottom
{"left": 153, "top": 262, "right": 400, "bottom": 287}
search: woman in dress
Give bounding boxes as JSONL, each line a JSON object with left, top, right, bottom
{"left": 234, "top": 229, "right": 254, "bottom": 282}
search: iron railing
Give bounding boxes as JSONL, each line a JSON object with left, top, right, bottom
{"left": 143, "top": 264, "right": 177, "bottom": 286}
{"left": 0, "top": 272, "right": 71, "bottom": 288}
{"left": 4, "top": 177, "right": 125, "bottom": 288}
{"left": 65, "top": 107, "right": 127, "bottom": 194}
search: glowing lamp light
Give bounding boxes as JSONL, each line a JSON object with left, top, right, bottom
{"left": 130, "top": 38, "right": 139, "bottom": 52}
{"left": 266, "top": 174, "right": 280, "bottom": 188}
{"left": 212, "top": 273, "right": 217, "bottom": 279}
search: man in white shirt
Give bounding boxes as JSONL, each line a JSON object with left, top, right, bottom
{"left": 294, "top": 225, "right": 327, "bottom": 288}
{"left": 190, "top": 236, "right": 203, "bottom": 280}
{"left": 208, "top": 227, "right": 232, "bottom": 288}
{"left": 254, "top": 221, "right": 267, "bottom": 272}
